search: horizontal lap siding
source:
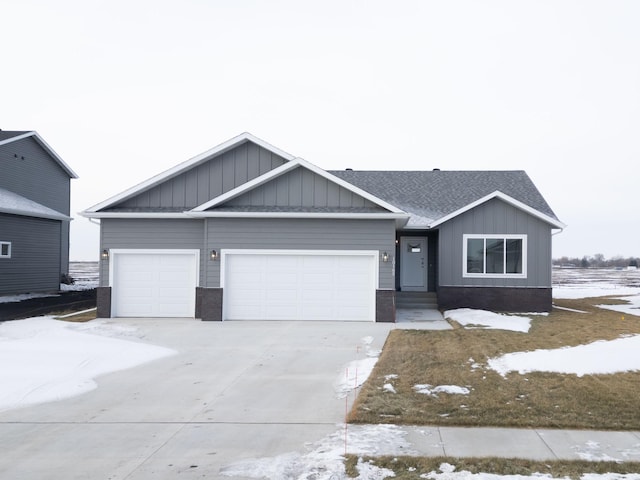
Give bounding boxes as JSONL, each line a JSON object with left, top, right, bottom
{"left": 99, "top": 219, "right": 204, "bottom": 286}
{"left": 439, "top": 199, "right": 552, "bottom": 288}
{"left": 206, "top": 218, "right": 396, "bottom": 289}
{"left": 0, "top": 214, "right": 61, "bottom": 294}
{"left": 0, "top": 138, "right": 71, "bottom": 215}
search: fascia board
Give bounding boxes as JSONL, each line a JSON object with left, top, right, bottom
{"left": 84, "top": 132, "right": 297, "bottom": 213}
{"left": 78, "top": 211, "right": 192, "bottom": 219}
{"left": 191, "top": 159, "right": 301, "bottom": 212}
{"left": 187, "top": 211, "right": 410, "bottom": 220}
{"left": 428, "top": 191, "right": 567, "bottom": 229}
{"left": 0, "top": 131, "right": 79, "bottom": 179}
{"left": 31, "top": 132, "right": 79, "bottom": 178}
{"left": 79, "top": 210, "right": 410, "bottom": 228}
{"left": 294, "top": 158, "right": 405, "bottom": 214}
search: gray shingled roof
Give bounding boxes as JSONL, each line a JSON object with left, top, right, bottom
{"left": 329, "top": 170, "right": 558, "bottom": 227}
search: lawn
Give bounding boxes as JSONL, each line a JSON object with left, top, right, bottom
{"left": 345, "top": 456, "right": 640, "bottom": 479}
{"left": 348, "top": 295, "right": 640, "bottom": 430}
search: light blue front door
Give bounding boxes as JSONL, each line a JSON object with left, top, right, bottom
{"left": 400, "top": 237, "right": 428, "bottom": 291}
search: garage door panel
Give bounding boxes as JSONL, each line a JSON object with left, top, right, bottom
{"left": 224, "top": 251, "right": 376, "bottom": 321}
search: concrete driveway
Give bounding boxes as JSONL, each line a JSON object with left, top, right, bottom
{"left": 0, "top": 319, "right": 396, "bottom": 479}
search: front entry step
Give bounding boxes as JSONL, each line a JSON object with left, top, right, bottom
{"left": 396, "top": 291, "right": 438, "bottom": 309}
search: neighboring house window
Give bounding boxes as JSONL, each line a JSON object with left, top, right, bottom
{"left": 0, "top": 242, "right": 11, "bottom": 259}
{"left": 463, "top": 234, "right": 527, "bottom": 278}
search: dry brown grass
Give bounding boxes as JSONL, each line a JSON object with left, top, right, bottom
{"left": 348, "top": 296, "right": 640, "bottom": 430}
{"left": 345, "top": 455, "right": 640, "bottom": 479}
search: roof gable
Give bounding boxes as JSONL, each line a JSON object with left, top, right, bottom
{"left": 0, "top": 131, "right": 78, "bottom": 178}
{"left": 330, "top": 170, "right": 561, "bottom": 228}
{"left": 85, "top": 133, "right": 293, "bottom": 213}
{"left": 428, "top": 190, "right": 565, "bottom": 229}
{"left": 191, "top": 158, "right": 405, "bottom": 215}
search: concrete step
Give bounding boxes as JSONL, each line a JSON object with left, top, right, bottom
{"left": 396, "top": 292, "right": 439, "bottom": 309}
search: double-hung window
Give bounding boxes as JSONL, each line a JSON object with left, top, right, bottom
{"left": 0, "top": 242, "right": 11, "bottom": 259}
{"left": 463, "top": 234, "right": 526, "bottom": 278}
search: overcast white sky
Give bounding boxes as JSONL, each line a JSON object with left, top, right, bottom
{"left": 3, "top": 0, "right": 639, "bottom": 261}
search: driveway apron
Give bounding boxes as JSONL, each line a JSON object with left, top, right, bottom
{"left": 0, "top": 319, "right": 395, "bottom": 479}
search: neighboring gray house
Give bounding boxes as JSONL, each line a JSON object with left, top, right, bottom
{"left": 0, "top": 131, "right": 78, "bottom": 295}
{"left": 81, "top": 133, "right": 564, "bottom": 321}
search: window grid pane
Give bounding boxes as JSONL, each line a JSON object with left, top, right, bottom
{"left": 485, "top": 238, "right": 504, "bottom": 274}
{"left": 467, "top": 238, "right": 484, "bottom": 274}
{"left": 505, "top": 239, "right": 523, "bottom": 273}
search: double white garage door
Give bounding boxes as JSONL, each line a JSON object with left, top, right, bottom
{"left": 111, "top": 250, "right": 377, "bottom": 321}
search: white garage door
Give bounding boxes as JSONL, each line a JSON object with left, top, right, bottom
{"left": 222, "top": 250, "right": 377, "bottom": 321}
{"left": 111, "top": 250, "right": 199, "bottom": 317}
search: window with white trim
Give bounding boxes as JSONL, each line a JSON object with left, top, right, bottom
{"left": 0, "top": 242, "right": 11, "bottom": 259}
{"left": 463, "top": 234, "right": 527, "bottom": 278}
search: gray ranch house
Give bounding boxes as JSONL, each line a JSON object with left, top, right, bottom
{"left": 82, "top": 133, "right": 564, "bottom": 321}
{"left": 0, "top": 130, "right": 78, "bottom": 295}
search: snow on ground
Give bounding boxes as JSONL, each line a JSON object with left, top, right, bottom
{"left": 413, "top": 384, "right": 471, "bottom": 396}
{"left": 553, "top": 267, "right": 640, "bottom": 300}
{"left": 220, "top": 424, "right": 410, "bottom": 479}
{"left": 0, "top": 292, "right": 59, "bottom": 304}
{"left": 488, "top": 334, "right": 640, "bottom": 377}
{"left": 421, "top": 463, "right": 640, "bottom": 480}
{"left": 334, "top": 335, "right": 382, "bottom": 398}
{"left": 444, "top": 309, "right": 536, "bottom": 333}
{"left": 61, "top": 261, "right": 99, "bottom": 291}
{"left": 0, "top": 317, "right": 176, "bottom": 412}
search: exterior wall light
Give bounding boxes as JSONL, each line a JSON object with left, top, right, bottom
{"left": 101, "top": 249, "right": 109, "bottom": 260}
{"left": 210, "top": 249, "right": 218, "bottom": 261}
{"left": 382, "top": 251, "right": 389, "bottom": 262}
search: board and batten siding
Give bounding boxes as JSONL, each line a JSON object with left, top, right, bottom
{"left": 438, "top": 198, "right": 553, "bottom": 288}
{"left": 205, "top": 218, "right": 396, "bottom": 289}
{"left": 115, "top": 142, "right": 288, "bottom": 210}
{"left": 227, "top": 167, "right": 381, "bottom": 209}
{"left": 99, "top": 219, "right": 205, "bottom": 286}
{"left": 0, "top": 214, "right": 61, "bottom": 295}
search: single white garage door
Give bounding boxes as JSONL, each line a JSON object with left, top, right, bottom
{"left": 111, "top": 250, "right": 199, "bottom": 317}
{"left": 222, "top": 250, "right": 377, "bottom": 321}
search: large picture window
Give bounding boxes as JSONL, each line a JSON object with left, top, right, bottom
{"left": 463, "top": 235, "right": 526, "bottom": 278}
{"left": 0, "top": 242, "right": 11, "bottom": 259}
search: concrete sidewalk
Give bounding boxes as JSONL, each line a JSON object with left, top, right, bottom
{"left": 346, "top": 424, "right": 640, "bottom": 462}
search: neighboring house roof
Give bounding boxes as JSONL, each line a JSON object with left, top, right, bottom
{"left": 0, "top": 187, "right": 72, "bottom": 221}
{"left": 0, "top": 130, "right": 78, "bottom": 179}
{"left": 330, "top": 170, "right": 565, "bottom": 229}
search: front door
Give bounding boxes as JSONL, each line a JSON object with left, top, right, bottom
{"left": 400, "top": 237, "right": 428, "bottom": 291}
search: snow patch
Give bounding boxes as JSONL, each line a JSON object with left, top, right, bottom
{"left": 413, "top": 384, "right": 471, "bottom": 396}
{"left": 488, "top": 335, "right": 640, "bottom": 377}
{"left": 445, "top": 309, "right": 533, "bottom": 333}
{"left": 221, "top": 425, "right": 408, "bottom": 479}
{"left": 0, "top": 317, "right": 176, "bottom": 412}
